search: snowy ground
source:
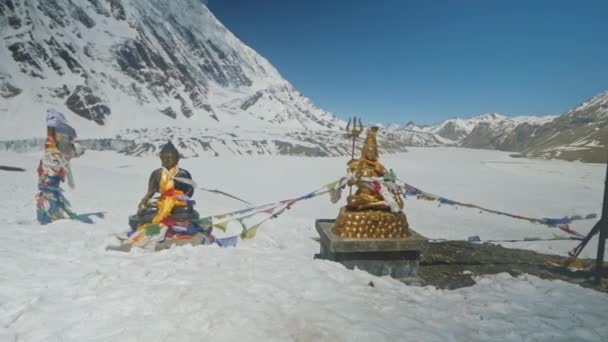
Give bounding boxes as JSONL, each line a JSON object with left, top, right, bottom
{"left": 1, "top": 147, "right": 607, "bottom": 341}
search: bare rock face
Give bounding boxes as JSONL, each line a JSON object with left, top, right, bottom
{"left": 0, "top": 81, "right": 22, "bottom": 98}
{"left": 0, "top": 73, "right": 22, "bottom": 98}
{"left": 65, "top": 85, "right": 111, "bottom": 125}
{"left": 109, "top": 0, "right": 126, "bottom": 20}
{"left": 435, "top": 121, "right": 468, "bottom": 141}
{"left": 460, "top": 122, "right": 497, "bottom": 149}
{"left": 461, "top": 121, "right": 542, "bottom": 152}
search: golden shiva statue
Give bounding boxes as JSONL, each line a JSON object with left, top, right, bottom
{"left": 334, "top": 126, "right": 409, "bottom": 238}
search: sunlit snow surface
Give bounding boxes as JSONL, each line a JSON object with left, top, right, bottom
{"left": 1, "top": 148, "right": 607, "bottom": 341}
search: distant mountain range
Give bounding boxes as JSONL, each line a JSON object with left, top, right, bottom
{"left": 0, "top": 1, "right": 605, "bottom": 162}
{"left": 393, "top": 92, "right": 607, "bottom": 163}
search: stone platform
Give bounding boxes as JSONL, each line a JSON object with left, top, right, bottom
{"left": 315, "top": 219, "right": 428, "bottom": 281}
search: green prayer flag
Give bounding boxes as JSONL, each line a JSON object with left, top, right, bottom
{"left": 384, "top": 169, "right": 397, "bottom": 182}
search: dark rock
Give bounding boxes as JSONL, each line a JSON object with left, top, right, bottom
{"left": 8, "top": 42, "right": 43, "bottom": 72}
{"left": 55, "top": 45, "right": 83, "bottom": 74}
{"left": 51, "top": 85, "right": 70, "bottom": 98}
{"left": 7, "top": 15, "right": 21, "bottom": 29}
{"left": 241, "top": 91, "right": 263, "bottom": 110}
{"left": 86, "top": 0, "right": 110, "bottom": 17}
{"left": 71, "top": 5, "right": 96, "bottom": 28}
{"left": 201, "top": 104, "right": 213, "bottom": 112}
{"left": 116, "top": 41, "right": 146, "bottom": 71}
{"left": 161, "top": 106, "right": 177, "bottom": 119}
{"left": 273, "top": 140, "right": 327, "bottom": 157}
{"left": 181, "top": 104, "right": 193, "bottom": 118}
{"left": 206, "top": 39, "right": 227, "bottom": 60}
{"left": 77, "top": 138, "right": 135, "bottom": 152}
{"left": 189, "top": 90, "right": 206, "bottom": 109}
{"left": 65, "top": 85, "right": 111, "bottom": 125}
{"left": 83, "top": 44, "right": 94, "bottom": 58}
{"left": 109, "top": 0, "right": 126, "bottom": 20}
{"left": 0, "top": 81, "right": 22, "bottom": 98}
{"left": 0, "top": 138, "right": 45, "bottom": 153}
{"left": 38, "top": 0, "right": 66, "bottom": 27}
{"left": 129, "top": 82, "right": 148, "bottom": 104}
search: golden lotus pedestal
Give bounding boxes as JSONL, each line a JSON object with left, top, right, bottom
{"left": 334, "top": 207, "right": 409, "bottom": 239}
{"left": 315, "top": 215, "right": 427, "bottom": 282}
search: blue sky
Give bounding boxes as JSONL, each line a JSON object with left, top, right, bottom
{"left": 208, "top": 0, "right": 608, "bottom": 124}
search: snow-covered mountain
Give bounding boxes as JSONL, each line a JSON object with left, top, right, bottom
{"left": 405, "top": 113, "right": 507, "bottom": 141}
{"left": 0, "top": 1, "right": 604, "bottom": 161}
{"left": 404, "top": 113, "right": 556, "bottom": 144}
{"left": 521, "top": 92, "right": 608, "bottom": 163}
{"left": 2, "top": 0, "right": 392, "bottom": 156}
{"left": 460, "top": 114, "right": 557, "bottom": 151}
{"left": 0, "top": 0, "right": 343, "bottom": 135}
{"left": 395, "top": 95, "right": 608, "bottom": 163}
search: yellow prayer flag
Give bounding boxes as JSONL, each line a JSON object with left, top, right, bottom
{"left": 212, "top": 221, "right": 229, "bottom": 232}
{"left": 241, "top": 224, "right": 261, "bottom": 239}
{"left": 213, "top": 213, "right": 231, "bottom": 220}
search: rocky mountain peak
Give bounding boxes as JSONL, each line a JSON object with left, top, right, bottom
{"left": 0, "top": 0, "right": 342, "bottom": 139}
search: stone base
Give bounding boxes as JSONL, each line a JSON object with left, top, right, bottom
{"left": 334, "top": 207, "right": 409, "bottom": 239}
{"left": 315, "top": 219, "right": 427, "bottom": 280}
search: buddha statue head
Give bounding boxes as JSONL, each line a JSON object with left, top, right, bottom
{"left": 160, "top": 141, "right": 180, "bottom": 169}
{"left": 361, "top": 126, "right": 379, "bottom": 161}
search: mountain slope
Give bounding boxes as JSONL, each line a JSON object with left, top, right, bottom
{"left": 400, "top": 93, "right": 607, "bottom": 163}
{"left": 460, "top": 115, "right": 556, "bottom": 151}
{"left": 410, "top": 113, "right": 511, "bottom": 142}
{"left": 521, "top": 92, "right": 608, "bottom": 163}
{"left": 401, "top": 113, "right": 557, "bottom": 150}
{"left": 0, "top": 0, "right": 342, "bottom": 141}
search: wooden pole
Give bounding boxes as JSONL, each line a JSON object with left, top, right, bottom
{"left": 595, "top": 150, "right": 608, "bottom": 284}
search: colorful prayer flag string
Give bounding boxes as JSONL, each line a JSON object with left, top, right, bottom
{"left": 195, "top": 177, "right": 348, "bottom": 246}
{"left": 397, "top": 178, "right": 596, "bottom": 236}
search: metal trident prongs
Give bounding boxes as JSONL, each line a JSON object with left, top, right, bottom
{"left": 345, "top": 117, "right": 364, "bottom": 195}
{"left": 345, "top": 116, "right": 364, "bottom": 162}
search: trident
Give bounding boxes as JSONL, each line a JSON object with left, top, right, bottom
{"left": 345, "top": 116, "right": 364, "bottom": 161}
{"left": 345, "top": 117, "right": 364, "bottom": 195}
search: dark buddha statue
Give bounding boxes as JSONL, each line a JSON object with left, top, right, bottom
{"left": 129, "top": 141, "right": 199, "bottom": 229}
